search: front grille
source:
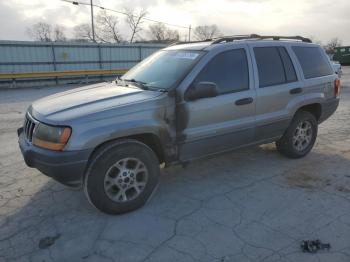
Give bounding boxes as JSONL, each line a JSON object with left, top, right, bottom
{"left": 23, "top": 114, "right": 36, "bottom": 142}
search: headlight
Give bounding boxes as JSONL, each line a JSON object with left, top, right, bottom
{"left": 32, "top": 123, "right": 72, "bottom": 151}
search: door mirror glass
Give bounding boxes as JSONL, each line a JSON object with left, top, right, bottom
{"left": 186, "top": 82, "right": 218, "bottom": 101}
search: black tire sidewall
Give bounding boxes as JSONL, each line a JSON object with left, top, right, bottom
{"left": 84, "top": 140, "right": 160, "bottom": 214}
{"left": 277, "top": 111, "right": 318, "bottom": 158}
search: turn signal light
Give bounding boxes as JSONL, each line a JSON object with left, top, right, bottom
{"left": 32, "top": 124, "right": 72, "bottom": 151}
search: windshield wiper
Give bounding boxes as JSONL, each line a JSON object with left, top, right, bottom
{"left": 117, "top": 78, "right": 167, "bottom": 92}
{"left": 121, "top": 78, "right": 149, "bottom": 90}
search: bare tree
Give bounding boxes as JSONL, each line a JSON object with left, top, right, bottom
{"left": 148, "top": 23, "right": 165, "bottom": 41}
{"left": 27, "top": 22, "right": 68, "bottom": 42}
{"left": 148, "top": 22, "right": 180, "bottom": 42}
{"left": 74, "top": 24, "right": 94, "bottom": 42}
{"left": 96, "top": 10, "right": 122, "bottom": 43}
{"left": 73, "top": 11, "right": 123, "bottom": 43}
{"left": 124, "top": 8, "right": 148, "bottom": 43}
{"left": 193, "top": 25, "right": 221, "bottom": 41}
{"left": 165, "top": 29, "right": 180, "bottom": 42}
{"left": 53, "top": 25, "right": 67, "bottom": 42}
{"left": 324, "top": 38, "right": 342, "bottom": 54}
{"left": 26, "top": 22, "right": 52, "bottom": 42}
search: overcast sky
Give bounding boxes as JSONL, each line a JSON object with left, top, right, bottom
{"left": 0, "top": 0, "right": 349, "bottom": 44}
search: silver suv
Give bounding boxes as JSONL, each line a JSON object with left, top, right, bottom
{"left": 18, "top": 35, "right": 340, "bottom": 214}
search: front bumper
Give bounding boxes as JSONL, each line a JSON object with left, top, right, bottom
{"left": 18, "top": 128, "right": 92, "bottom": 188}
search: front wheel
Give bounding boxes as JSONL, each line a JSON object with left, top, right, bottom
{"left": 276, "top": 111, "right": 318, "bottom": 159}
{"left": 84, "top": 139, "right": 160, "bottom": 214}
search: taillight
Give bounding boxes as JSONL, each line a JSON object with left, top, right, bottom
{"left": 334, "top": 79, "right": 340, "bottom": 98}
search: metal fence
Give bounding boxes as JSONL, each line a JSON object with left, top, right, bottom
{"left": 0, "top": 41, "right": 166, "bottom": 88}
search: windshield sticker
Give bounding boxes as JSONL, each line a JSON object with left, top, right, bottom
{"left": 174, "top": 52, "right": 199, "bottom": 60}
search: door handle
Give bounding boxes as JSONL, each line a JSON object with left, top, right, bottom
{"left": 290, "top": 88, "right": 303, "bottom": 94}
{"left": 235, "top": 97, "right": 254, "bottom": 106}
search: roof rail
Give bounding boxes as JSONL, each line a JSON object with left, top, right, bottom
{"left": 169, "top": 36, "right": 257, "bottom": 47}
{"left": 169, "top": 34, "right": 312, "bottom": 47}
{"left": 211, "top": 34, "right": 312, "bottom": 44}
{"left": 168, "top": 39, "right": 212, "bottom": 47}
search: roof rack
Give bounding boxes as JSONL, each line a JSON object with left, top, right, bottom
{"left": 211, "top": 34, "right": 312, "bottom": 44}
{"left": 168, "top": 39, "right": 212, "bottom": 46}
{"left": 169, "top": 34, "right": 312, "bottom": 47}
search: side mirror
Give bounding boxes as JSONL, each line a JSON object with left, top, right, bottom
{"left": 186, "top": 82, "right": 218, "bottom": 101}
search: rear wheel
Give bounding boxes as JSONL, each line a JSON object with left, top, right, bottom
{"left": 84, "top": 139, "right": 160, "bottom": 214}
{"left": 276, "top": 111, "right": 318, "bottom": 159}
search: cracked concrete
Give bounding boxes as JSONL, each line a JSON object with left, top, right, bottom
{"left": 0, "top": 67, "right": 350, "bottom": 262}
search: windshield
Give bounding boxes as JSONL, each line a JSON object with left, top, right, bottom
{"left": 120, "top": 50, "right": 204, "bottom": 90}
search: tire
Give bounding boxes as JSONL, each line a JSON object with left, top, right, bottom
{"left": 84, "top": 139, "right": 160, "bottom": 214}
{"left": 276, "top": 111, "right": 318, "bottom": 159}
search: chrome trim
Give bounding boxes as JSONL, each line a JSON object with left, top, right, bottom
{"left": 23, "top": 113, "right": 38, "bottom": 142}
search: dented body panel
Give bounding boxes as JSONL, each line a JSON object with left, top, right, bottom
{"left": 29, "top": 83, "right": 177, "bottom": 161}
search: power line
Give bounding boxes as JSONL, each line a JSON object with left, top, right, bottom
{"left": 99, "top": 6, "right": 189, "bottom": 29}
{"left": 61, "top": 0, "right": 191, "bottom": 30}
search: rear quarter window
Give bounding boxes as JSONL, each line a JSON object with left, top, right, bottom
{"left": 292, "top": 46, "right": 333, "bottom": 79}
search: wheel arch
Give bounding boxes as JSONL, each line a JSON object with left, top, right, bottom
{"left": 296, "top": 103, "right": 322, "bottom": 121}
{"left": 87, "top": 133, "right": 166, "bottom": 167}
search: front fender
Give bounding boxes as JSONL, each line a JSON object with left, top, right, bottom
{"left": 70, "top": 119, "right": 171, "bottom": 151}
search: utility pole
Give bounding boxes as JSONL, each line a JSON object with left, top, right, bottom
{"left": 188, "top": 25, "right": 192, "bottom": 42}
{"left": 90, "top": 0, "right": 96, "bottom": 42}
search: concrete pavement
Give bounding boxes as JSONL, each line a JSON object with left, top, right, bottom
{"left": 0, "top": 68, "right": 349, "bottom": 262}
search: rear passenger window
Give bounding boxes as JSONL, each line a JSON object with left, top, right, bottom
{"left": 292, "top": 46, "right": 333, "bottom": 79}
{"left": 254, "top": 47, "right": 297, "bottom": 88}
{"left": 194, "top": 49, "right": 249, "bottom": 94}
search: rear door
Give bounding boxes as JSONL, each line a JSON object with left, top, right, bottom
{"left": 177, "top": 45, "right": 256, "bottom": 161}
{"left": 248, "top": 43, "right": 302, "bottom": 141}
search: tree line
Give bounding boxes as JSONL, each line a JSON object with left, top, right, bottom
{"left": 26, "top": 8, "right": 343, "bottom": 54}
{"left": 26, "top": 8, "right": 222, "bottom": 44}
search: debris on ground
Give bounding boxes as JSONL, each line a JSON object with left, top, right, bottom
{"left": 300, "top": 240, "right": 331, "bottom": 253}
{"left": 336, "top": 185, "right": 350, "bottom": 193}
{"left": 38, "top": 234, "right": 61, "bottom": 249}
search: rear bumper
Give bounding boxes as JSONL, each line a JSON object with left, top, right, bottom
{"left": 18, "top": 128, "right": 92, "bottom": 188}
{"left": 319, "top": 98, "right": 339, "bottom": 123}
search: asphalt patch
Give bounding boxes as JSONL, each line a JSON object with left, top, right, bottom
{"left": 38, "top": 234, "right": 61, "bottom": 249}
{"left": 286, "top": 171, "right": 331, "bottom": 190}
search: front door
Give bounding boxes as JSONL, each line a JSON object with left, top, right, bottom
{"left": 178, "top": 46, "right": 257, "bottom": 161}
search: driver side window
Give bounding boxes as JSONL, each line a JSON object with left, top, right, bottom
{"left": 193, "top": 49, "right": 249, "bottom": 94}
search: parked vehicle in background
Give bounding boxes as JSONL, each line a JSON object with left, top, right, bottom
{"left": 331, "top": 61, "right": 342, "bottom": 77}
{"left": 333, "top": 46, "right": 350, "bottom": 65}
{"left": 18, "top": 35, "right": 340, "bottom": 214}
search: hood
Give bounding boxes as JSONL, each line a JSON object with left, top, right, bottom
{"left": 30, "top": 82, "right": 163, "bottom": 122}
